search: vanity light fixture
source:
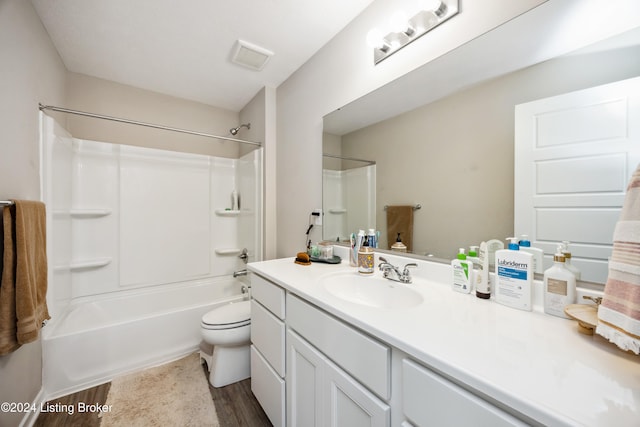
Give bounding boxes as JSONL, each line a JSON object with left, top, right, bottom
{"left": 366, "top": 0, "right": 459, "bottom": 65}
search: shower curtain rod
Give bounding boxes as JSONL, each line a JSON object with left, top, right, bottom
{"left": 322, "top": 153, "right": 376, "bottom": 165}
{"left": 39, "top": 104, "right": 262, "bottom": 147}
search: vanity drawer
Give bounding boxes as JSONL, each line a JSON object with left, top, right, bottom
{"left": 286, "top": 294, "right": 390, "bottom": 400}
{"left": 251, "top": 273, "right": 285, "bottom": 319}
{"left": 402, "top": 359, "right": 527, "bottom": 427}
{"left": 251, "top": 345, "right": 285, "bottom": 427}
{"left": 251, "top": 299, "right": 285, "bottom": 377}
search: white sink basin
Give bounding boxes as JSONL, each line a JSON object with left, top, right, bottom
{"left": 320, "top": 272, "right": 424, "bottom": 309}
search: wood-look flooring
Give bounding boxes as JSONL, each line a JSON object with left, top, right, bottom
{"left": 34, "top": 364, "right": 271, "bottom": 427}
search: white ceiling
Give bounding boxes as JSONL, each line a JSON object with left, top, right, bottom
{"left": 31, "top": 0, "right": 375, "bottom": 112}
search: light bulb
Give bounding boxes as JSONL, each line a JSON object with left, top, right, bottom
{"left": 420, "top": 0, "right": 442, "bottom": 11}
{"left": 366, "top": 28, "right": 386, "bottom": 50}
{"left": 389, "top": 10, "right": 409, "bottom": 33}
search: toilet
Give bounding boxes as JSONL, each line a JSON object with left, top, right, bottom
{"left": 200, "top": 299, "right": 251, "bottom": 387}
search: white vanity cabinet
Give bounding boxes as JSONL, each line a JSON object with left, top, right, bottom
{"left": 402, "top": 359, "right": 528, "bottom": 427}
{"left": 286, "top": 294, "right": 391, "bottom": 427}
{"left": 249, "top": 268, "right": 532, "bottom": 427}
{"left": 250, "top": 274, "right": 286, "bottom": 427}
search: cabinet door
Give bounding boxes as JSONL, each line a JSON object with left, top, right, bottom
{"left": 287, "top": 329, "right": 324, "bottom": 427}
{"left": 403, "top": 359, "right": 526, "bottom": 427}
{"left": 325, "top": 358, "right": 390, "bottom": 427}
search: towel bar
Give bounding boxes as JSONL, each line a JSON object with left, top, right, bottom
{"left": 384, "top": 204, "right": 421, "bottom": 211}
{"left": 0, "top": 200, "right": 14, "bottom": 207}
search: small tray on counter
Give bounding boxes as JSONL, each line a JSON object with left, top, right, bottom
{"left": 310, "top": 255, "right": 342, "bottom": 264}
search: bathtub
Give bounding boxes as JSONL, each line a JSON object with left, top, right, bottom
{"left": 42, "top": 276, "right": 248, "bottom": 400}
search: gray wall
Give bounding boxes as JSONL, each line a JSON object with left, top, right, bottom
{"left": 0, "top": 1, "right": 66, "bottom": 426}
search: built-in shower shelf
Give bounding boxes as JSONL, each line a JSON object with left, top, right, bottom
{"left": 328, "top": 208, "right": 347, "bottom": 214}
{"left": 215, "top": 248, "right": 242, "bottom": 256}
{"left": 52, "top": 209, "right": 112, "bottom": 218}
{"left": 70, "top": 209, "right": 112, "bottom": 218}
{"left": 215, "top": 209, "right": 240, "bottom": 216}
{"left": 69, "top": 257, "right": 112, "bottom": 271}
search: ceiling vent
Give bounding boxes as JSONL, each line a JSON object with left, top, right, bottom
{"left": 231, "top": 39, "right": 274, "bottom": 71}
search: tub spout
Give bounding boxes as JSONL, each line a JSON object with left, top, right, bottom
{"left": 233, "top": 269, "right": 248, "bottom": 278}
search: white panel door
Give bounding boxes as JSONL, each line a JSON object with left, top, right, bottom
{"left": 515, "top": 76, "right": 640, "bottom": 282}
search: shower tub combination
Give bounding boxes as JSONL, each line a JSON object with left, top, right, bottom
{"left": 40, "top": 113, "right": 263, "bottom": 399}
{"left": 42, "top": 277, "right": 248, "bottom": 399}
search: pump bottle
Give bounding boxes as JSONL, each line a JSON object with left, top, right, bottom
{"left": 494, "top": 237, "right": 534, "bottom": 311}
{"left": 543, "top": 247, "right": 577, "bottom": 318}
{"left": 560, "top": 241, "right": 581, "bottom": 280}
{"left": 519, "top": 235, "right": 544, "bottom": 274}
{"left": 451, "top": 248, "right": 473, "bottom": 294}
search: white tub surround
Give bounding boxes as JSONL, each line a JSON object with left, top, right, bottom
{"left": 248, "top": 249, "right": 640, "bottom": 427}
{"left": 42, "top": 277, "right": 247, "bottom": 399}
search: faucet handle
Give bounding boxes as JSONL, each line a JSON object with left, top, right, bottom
{"left": 403, "top": 263, "right": 417, "bottom": 272}
{"left": 400, "top": 263, "right": 417, "bottom": 283}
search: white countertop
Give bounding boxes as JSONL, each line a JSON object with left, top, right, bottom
{"left": 247, "top": 248, "right": 640, "bottom": 427}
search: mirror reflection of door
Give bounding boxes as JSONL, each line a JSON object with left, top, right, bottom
{"left": 515, "top": 76, "right": 640, "bottom": 283}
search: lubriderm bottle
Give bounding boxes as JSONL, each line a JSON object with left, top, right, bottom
{"left": 494, "top": 237, "right": 533, "bottom": 311}
{"left": 543, "top": 247, "right": 577, "bottom": 318}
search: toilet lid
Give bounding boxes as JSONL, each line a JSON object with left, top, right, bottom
{"left": 202, "top": 300, "right": 251, "bottom": 326}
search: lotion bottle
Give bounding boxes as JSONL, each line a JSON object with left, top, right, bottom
{"left": 467, "top": 246, "right": 482, "bottom": 296}
{"left": 519, "top": 235, "right": 544, "bottom": 274}
{"left": 476, "top": 241, "right": 491, "bottom": 299}
{"left": 485, "top": 239, "right": 505, "bottom": 269}
{"left": 543, "top": 247, "right": 577, "bottom": 318}
{"left": 495, "top": 237, "right": 533, "bottom": 311}
{"left": 451, "top": 248, "right": 473, "bottom": 294}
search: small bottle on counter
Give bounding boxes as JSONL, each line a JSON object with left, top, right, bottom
{"left": 543, "top": 247, "right": 576, "bottom": 318}
{"left": 391, "top": 233, "right": 407, "bottom": 252}
{"left": 475, "top": 241, "right": 491, "bottom": 299}
{"left": 358, "top": 238, "right": 374, "bottom": 274}
{"left": 451, "top": 248, "right": 473, "bottom": 294}
{"left": 367, "top": 229, "right": 378, "bottom": 248}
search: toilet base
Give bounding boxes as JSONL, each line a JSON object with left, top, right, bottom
{"left": 207, "top": 344, "right": 251, "bottom": 388}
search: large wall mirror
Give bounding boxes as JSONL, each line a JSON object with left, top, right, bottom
{"left": 322, "top": 7, "right": 640, "bottom": 285}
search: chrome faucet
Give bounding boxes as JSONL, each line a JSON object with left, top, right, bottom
{"left": 378, "top": 257, "right": 417, "bottom": 284}
{"left": 233, "top": 269, "right": 248, "bottom": 278}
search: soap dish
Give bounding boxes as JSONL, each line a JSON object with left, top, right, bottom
{"left": 564, "top": 304, "right": 598, "bottom": 335}
{"left": 310, "top": 255, "right": 342, "bottom": 264}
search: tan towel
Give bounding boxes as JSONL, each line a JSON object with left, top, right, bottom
{"left": 0, "top": 200, "right": 50, "bottom": 355}
{"left": 386, "top": 205, "right": 414, "bottom": 252}
{"left": 596, "top": 165, "right": 640, "bottom": 354}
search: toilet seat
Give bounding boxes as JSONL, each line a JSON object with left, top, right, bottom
{"left": 201, "top": 300, "right": 251, "bottom": 330}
